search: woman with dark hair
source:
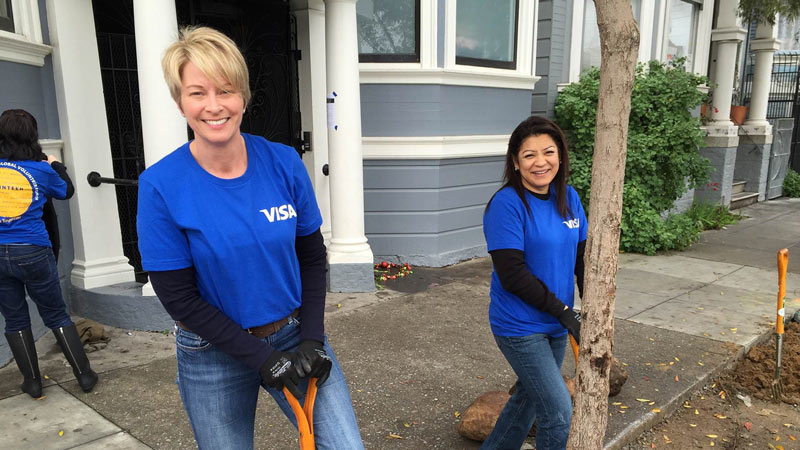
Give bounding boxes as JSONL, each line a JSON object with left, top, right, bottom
{"left": 481, "top": 116, "right": 587, "bottom": 450}
{"left": 0, "top": 109, "right": 97, "bottom": 399}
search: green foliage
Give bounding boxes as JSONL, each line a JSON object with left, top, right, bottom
{"left": 685, "top": 203, "right": 743, "bottom": 231}
{"left": 738, "top": 0, "right": 800, "bottom": 25}
{"left": 555, "top": 59, "right": 711, "bottom": 255}
{"left": 784, "top": 169, "right": 800, "bottom": 197}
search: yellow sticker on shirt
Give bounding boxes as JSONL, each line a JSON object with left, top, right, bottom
{"left": 0, "top": 166, "right": 34, "bottom": 219}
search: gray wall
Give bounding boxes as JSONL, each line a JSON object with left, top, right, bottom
{"left": 0, "top": 58, "right": 60, "bottom": 139}
{"left": 360, "top": 84, "right": 532, "bottom": 136}
{"left": 532, "top": 0, "right": 572, "bottom": 119}
{"left": 364, "top": 156, "right": 504, "bottom": 267}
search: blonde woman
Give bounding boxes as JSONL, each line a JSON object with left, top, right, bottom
{"left": 137, "top": 27, "right": 363, "bottom": 449}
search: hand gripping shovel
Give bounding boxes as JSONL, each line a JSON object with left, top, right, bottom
{"left": 284, "top": 377, "right": 319, "bottom": 450}
{"left": 772, "top": 249, "right": 789, "bottom": 402}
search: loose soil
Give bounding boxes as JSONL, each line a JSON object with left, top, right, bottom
{"left": 625, "top": 322, "right": 800, "bottom": 449}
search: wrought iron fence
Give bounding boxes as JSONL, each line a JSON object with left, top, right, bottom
{"left": 741, "top": 50, "right": 800, "bottom": 119}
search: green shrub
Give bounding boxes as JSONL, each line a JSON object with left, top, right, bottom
{"left": 555, "top": 59, "right": 711, "bottom": 254}
{"left": 784, "top": 169, "right": 800, "bottom": 197}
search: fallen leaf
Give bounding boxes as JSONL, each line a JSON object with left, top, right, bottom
{"left": 674, "top": 357, "right": 680, "bottom": 362}
{"left": 744, "top": 422, "right": 752, "bottom": 431}
{"left": 649, "top": 402, "right": 655, "bottom": 406}
{"left": 783, "top": 424, "right": 793, "bottom": 427}
{"left": 337, "top": 303, "right": 342, "bottom": 308}
{"left": 476, "top": 375, "right": 485, "bottom": 379}
{"left": 663, "top": 434, "right": 671, "bottom": 443}
{"left": 695, "top": 409, "right": 699, "bottom": 415}
{"left": 683, "top": 401, "right": 691, "bottom": 408}
{"left": 454, "top": 411, "right": 461, "bottom": 418}
{"left": 789, "top": 435, "right": 796, "bottom": 441}
{"left": 776, "top": 445, "right": 785, "bottom": 450}
{"left": 675, "top": 376, "right": 680, "bottom": 382}
{"left": 730, "top": 328, "right": 737, "bottom": 331}
{"left": 650, "top": 444, "right": 655, "bottom": 449}
{"left": 612, "top": 402, "right": 622, "bottom": 406}
{"left": 620, "top": 405, "right": 629, "bottom": 409}
{"left": 689, "top": 423, "right": 697, "bottom": 427}
{"left": 387, "top": 433, "right": 403, "bottom": 439}
{"left": 757, "top": 409, "right": 774, "bottom": 416}
{"left": 706, "top": 434, "right": 718, "bottom": 438}
{"left": 403, "top": 423, "right": 410, "bottom": 428}
{"left": 652, "top": 408, "right": 661, "bottom": 413}
{"left": 698, "top": 361, "right": 704, "bottom": 366}
{"left": 637, "top": 398, "right": 652, "bottom": 402}
{"left": 714, "top": 414, "right": 727, "bottom": 419}
{"left": 710, "top": 442, "right": 715, "bottom": 447}
{"left": 58, "top": 431, "right": 64, "bottom": 437}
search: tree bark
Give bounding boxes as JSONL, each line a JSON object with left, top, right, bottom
{"left": 566, "top": 1, "right": 639, "bottom": 449}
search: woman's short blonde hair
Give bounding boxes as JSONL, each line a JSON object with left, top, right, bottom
{"left": 162, "top": 26, "right": 251, "bottom": 107}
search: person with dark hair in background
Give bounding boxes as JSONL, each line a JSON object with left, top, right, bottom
{"left": 481, "top": 116, "right": 587, "bottom": 450}
{"left": 0, "top": 109, "right": 97, "bottom": 398}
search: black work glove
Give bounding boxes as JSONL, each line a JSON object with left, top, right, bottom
{"left": 294, "top": 340, "right": 332, "bottom": 387}
{"left": 259, "top": 350, "right": 303, "bottom": 399}
{"left": 555, "top": 306, "right": 581, "bottom": 344}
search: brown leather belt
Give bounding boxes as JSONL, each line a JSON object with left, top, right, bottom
{"left": 177, "top": 309, "right": 299, "bottom": 339}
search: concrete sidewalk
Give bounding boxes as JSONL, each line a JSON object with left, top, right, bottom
{"left": 1, "top": 198, "right": 798, "bottom": 449}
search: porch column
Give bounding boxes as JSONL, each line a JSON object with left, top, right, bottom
{"left": 696, "top": 0, "right": 746, "bottom": 206}
{"left": 292, "top": 0, "right": 332, "bottom": 242}
{"left": 133, "top": 0, "right": 188, "bottom": 295}
{"left": 46, "top": 0, "right": 136, "bottom": 289}
{"left": 324, "top": 0, "right": 375, "bottom": 292}
{"left": 736, "top": 22, "right": 780, "bottom": 202}
{"left": 133, "top": 0, "right": 187, "bottom": 166}
{"left": 707, "top": 0, "right": 746, "bottom": 129}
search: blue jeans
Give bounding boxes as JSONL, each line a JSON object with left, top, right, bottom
{"left": 0, "top": 244, "right": 73, "bottom": 333}
{"left": 481, "top": 333, "right": 571, "bottom": 450}
{"left": 175, "top": 315, "right": 364, "bottom": 450}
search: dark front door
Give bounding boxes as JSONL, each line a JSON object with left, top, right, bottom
{"left": 177, "top": 0, "right": 301, "bottom": 148}
{"left": 93, "top": 0, "right": 300, "bottom": 283}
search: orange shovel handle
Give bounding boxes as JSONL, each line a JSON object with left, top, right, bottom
{"left": 569, "top": 334, "right": 579, "bottom": 365}
{"left": 777, "top": 249, "right": 789, "bottom": 335}
{"left": 283, "top": 377, "right": 319, "bottom": 450}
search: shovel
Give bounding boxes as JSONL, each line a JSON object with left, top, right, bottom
{"left": 772, "top": 249, "right": 789, "bottom": 402}
{"left": 284, "top": 377, "right": 319, "bottom": 450}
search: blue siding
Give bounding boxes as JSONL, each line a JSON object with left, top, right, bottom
{"left": 360, "top": 84, "right": 531, "bottom": 136}
{"left": 364, "top": 156, "right": 504, "bottom": 266}
{"left": 0, "top": 59, "right": 60, "bottom": 139}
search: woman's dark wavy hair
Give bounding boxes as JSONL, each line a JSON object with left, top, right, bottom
{"left": 486, "top": 115, "right": 573, "bottom": 219}
{"left": 0, "top": 109, "right": 42, "bottom": 161}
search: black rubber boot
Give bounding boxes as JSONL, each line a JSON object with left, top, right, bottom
{"left": 4, "top": 329, "right": 43, "bottom": 398}
{"left": 52, "top": 325, "right": 98, "bottom": 392}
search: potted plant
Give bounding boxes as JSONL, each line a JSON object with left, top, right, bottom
{"left": 729, "top": 89, "right": 748, "bottom": 125}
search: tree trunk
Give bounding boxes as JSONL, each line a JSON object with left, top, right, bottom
{"left": 566, "top": 1, "right": 639, "bottom": 449}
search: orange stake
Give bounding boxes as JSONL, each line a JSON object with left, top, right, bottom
{"left": 283, "top": 378, "right": 319, "bottom": 450}
{"left": 772, "top": 249, "right": 789, "bottom": 401}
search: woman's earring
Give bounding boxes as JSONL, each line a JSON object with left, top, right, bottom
{"left": 514, "top": 167, "right": 519, "bottom": 172}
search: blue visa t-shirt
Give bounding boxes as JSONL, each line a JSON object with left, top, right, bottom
{"left": 137, "top": 133, "right": 323, "bottom": 329}
{"left": 0, "top": 159, "right": 67, "bottom": 247}
{"left": 483, "top": 185, "right": 587, "bottom": 337}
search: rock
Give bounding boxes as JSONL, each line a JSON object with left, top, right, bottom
{"left": 457, "top": 391, "right": 509, "bottom": 442}
{"left": 609, "top": 357, "right": 628, "bottom": 397}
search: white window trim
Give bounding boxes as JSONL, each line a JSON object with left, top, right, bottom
{"left": 0, "top": 0, "right": 51, "bottom": 66}
{"left": 359, "top": 0, "right": 540, "bottom": 90}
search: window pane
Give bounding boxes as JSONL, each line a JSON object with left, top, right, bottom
{"left": 0, "top": 0, "right": 14, "bottom": 33}
{"left": 580, "top": 0, "right": 642, "bottom": 73}
{"left": 666, "top": 0, "right": 697, "bottom": 68}
{"left": 580, "top": 1, "right": 601, "bottom": 73}
{"left": 456, "top": 0, "right": 517, "bottom": 69}
{"left": 357, "top": 0, "right": 418, "bottom": 62}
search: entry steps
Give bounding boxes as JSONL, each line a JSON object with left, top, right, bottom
{"left": 730, "top": 180, "right": 758, "bottom": 210}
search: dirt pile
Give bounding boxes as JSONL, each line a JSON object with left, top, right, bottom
{"left": 726, "top": 322, "right": 800, "bottom": 404}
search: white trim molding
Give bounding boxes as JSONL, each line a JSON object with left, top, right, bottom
{"left": 0, "top": 0, "right": 51, "bottom": 66}
{"left": 359, "top": 67, "right": 539, "bottom": 89}
{"left": 39, "top": 138, "right": 64, "bottom": 159}
{"left": 362, "top": 135, "right": 509, "bottom": 160}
